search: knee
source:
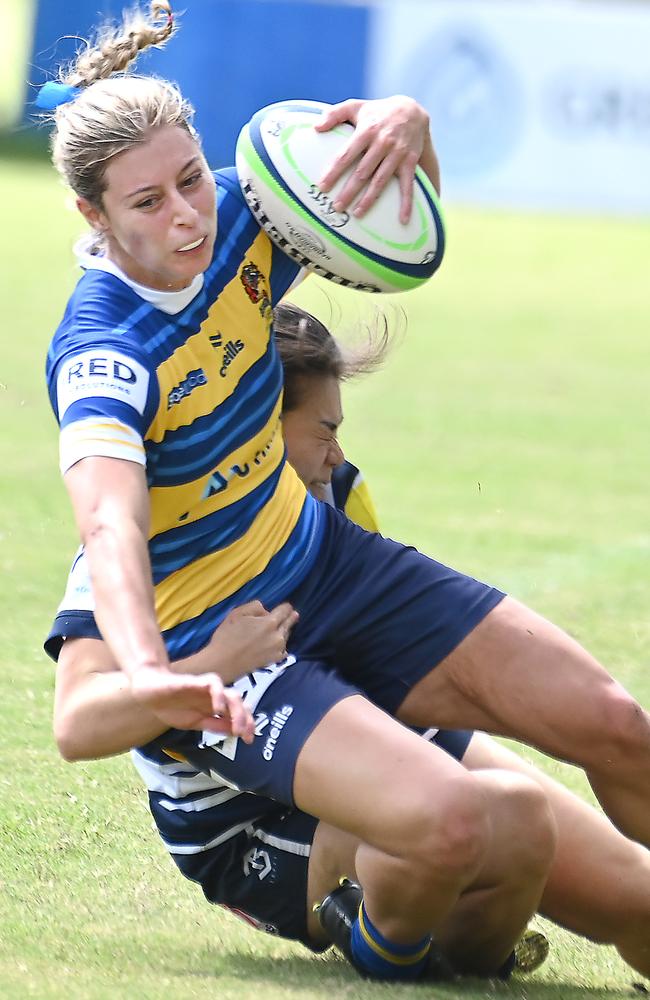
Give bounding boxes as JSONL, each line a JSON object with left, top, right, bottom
{"left": 402, "top": 775, "right": 491, "bottom": 882}
{"left": 502, "top": 776, "right": 557, "bottom": 877}
{"left": 591, "top": 683, "right": 650, "bottom": 768}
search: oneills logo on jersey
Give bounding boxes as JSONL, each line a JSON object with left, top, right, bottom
{"left": 261, "top": 705, "right": 294, "bottom": 762}
{"left": 56, "top": 349, "right": 149, "bottom": 419}
{"left": 199, "top": 658, "right": 295, "bottom": 761}
{"left": 219, "top": 339, "right": 245, "bottom": 377}
{"left": 253, "top": 712, "right": 270, "bottom": 736}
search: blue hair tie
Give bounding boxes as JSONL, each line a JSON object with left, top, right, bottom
{"left": 35, "top": 81, "right": 82, "bottom": 111}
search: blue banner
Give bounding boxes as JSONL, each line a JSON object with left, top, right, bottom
{"left": 26, "top": 0, "right": 370, "bottom": 168}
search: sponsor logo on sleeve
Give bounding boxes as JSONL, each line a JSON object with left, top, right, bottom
{"left": 167, "top": 368, "right": 208, "bottom": 409}
{"left": 57, "top": 349, "right": 150, "bottom": 420}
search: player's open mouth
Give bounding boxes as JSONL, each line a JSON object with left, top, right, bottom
{"left": 176, "top": 237, "right": 206, "bottom": 253}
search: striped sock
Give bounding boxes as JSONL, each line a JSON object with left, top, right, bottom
{"left": 349, "top": 901, "right": 431, "bottom": 980}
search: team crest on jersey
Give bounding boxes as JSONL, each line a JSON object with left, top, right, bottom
{"left": 240, "top": 262, "right": 272, "bottom": 319}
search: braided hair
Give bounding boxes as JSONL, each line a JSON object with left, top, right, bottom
{"left": 50, "top": 2, "right": 197, "bottom": 208}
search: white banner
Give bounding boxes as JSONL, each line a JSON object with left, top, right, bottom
{"left": 368, "top": 0, "right": 650, "bottom": 214}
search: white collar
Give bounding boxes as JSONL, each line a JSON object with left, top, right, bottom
{"left": 75, "top": 238, "right": 204, "bottom": 315}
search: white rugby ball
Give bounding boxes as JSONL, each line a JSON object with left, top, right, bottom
{"left": 235, "top": 99, "right": 445, "bottom": 294}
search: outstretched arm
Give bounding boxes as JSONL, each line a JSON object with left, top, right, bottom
{"left": 63, "top": 455, "right": 251, "bottom": 733}
{"left": 315, "top": 95, "right": 440, "bottom": 223}
{"left": 54, "top": 600, "right": 297, "bottom": 760}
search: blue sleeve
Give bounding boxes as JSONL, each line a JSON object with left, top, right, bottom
{"left": 214, "top": 167, "right": 301, "bottom": 303}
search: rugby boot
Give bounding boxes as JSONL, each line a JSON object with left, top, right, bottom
{"left": 315, "top": 877, "right": 455, "bottom": 981}
{"left": 513, "top": 928, "right": 550, "bottom": 974}
{"left": 314, "top": 876, "right": 360, "bottom": 962}
{"left": 495, "top": 927, "right": 550, "bottom": 980}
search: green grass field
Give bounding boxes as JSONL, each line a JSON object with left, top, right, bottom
{"left": 1, "top": 151, "right": 649, "bottom": 999}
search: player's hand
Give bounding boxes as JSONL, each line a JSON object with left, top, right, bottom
{"left": 129, "top": 665, "right": 255, "bottom": 740}
{"left": 208, "top": 601, "right": 299, "bottom": 682}
{"left": 315, "top": 96, "right": 433, "bottom": 223}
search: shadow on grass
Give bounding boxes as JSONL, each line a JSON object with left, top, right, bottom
{"left": 169, "top": 947, "right": 645, "bottom": 1000}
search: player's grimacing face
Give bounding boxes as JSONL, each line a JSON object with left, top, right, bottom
{"left": 282, "top": 375, "right": 345, "bottom": 500}
{"left": 82, "top": 125, "right": 217, "bottom": 292}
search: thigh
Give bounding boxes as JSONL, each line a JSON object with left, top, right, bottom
{"left": 293, "top": 693, "right": 473, "bottom": 853}
{"left": 397, "top": 595, "right": 633, "bottom": 763}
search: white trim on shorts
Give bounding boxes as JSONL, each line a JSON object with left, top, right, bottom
{"left": 247, "top": 824, "right": 312, "bottom": 858}
{"left": 161, "top": 816, "right": 268, "bottom": 856}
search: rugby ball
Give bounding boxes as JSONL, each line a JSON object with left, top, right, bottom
{"left": 235, "top": 99, "right": 445, "bottom": 294}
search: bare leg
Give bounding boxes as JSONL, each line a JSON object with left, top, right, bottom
{"left": 431, "top": 768, "right": 557, "bottom": 976}
{"left": 397, "top": 596, "right": 650, "bottom": 848}
{"left": 464, "top": 733, "right": 650, "bottom": 978}
{"left": 297, "top": 697, "right": 556, "bottom": 974}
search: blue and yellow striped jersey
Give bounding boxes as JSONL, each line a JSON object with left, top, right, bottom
{"left": 46, "top": 168, "right": 321, "bottom": 658}
{"left": 328, "top": 460, "right": 379, "bottom": 534}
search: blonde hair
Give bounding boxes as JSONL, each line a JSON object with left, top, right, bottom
{"left": 49, "top": 2, "right": 197, "bottom": 207}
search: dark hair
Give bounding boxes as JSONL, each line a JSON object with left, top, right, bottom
{"left": 273, "top": 301, "right": 393, "bottom": 412}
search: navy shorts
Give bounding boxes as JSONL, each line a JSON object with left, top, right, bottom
{"left": 164, "top": 504, "right": 500, "bottom": 806}
{"left": 287, "top": 503, "right": 505, "bottom": 715}
{"left": 164, "top": 672, "right": 475, "bottom": 811}
{"left": 180, "top": 727, "right": 474, "bottom": 950}
{"left": 165, "top": 659, "right": 359, "bottom": 805}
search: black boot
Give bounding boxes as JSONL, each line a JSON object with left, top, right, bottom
{"left": 314, "top": 877, "right": 361, "bottom": 962}
{"left": 315, "top": 877, "right": 455, "bottom": 981}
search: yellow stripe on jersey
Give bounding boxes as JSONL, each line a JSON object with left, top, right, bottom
{"left": 148, "top": 231, "right": 274, "bottom": 441}
{"left": 154, "top": 461, "right": 306, "bottom": 630}
{"left": 59, "top": 417, "right": 145, "bottom": 474}
{"left": 148, "top": 395, "right": 285, "bottom": 535}
{"left": 344, "top": 476, "right": 380, "bottom": 533}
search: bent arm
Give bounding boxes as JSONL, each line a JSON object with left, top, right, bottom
{"left": 54, "top": 636, "right": 248, "bottom": 761}
{"left": 54, "top": 638, "right": 159, "bottom": 761}
{"left": 54, "top": 601, "right": 297, "bottom": 760}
